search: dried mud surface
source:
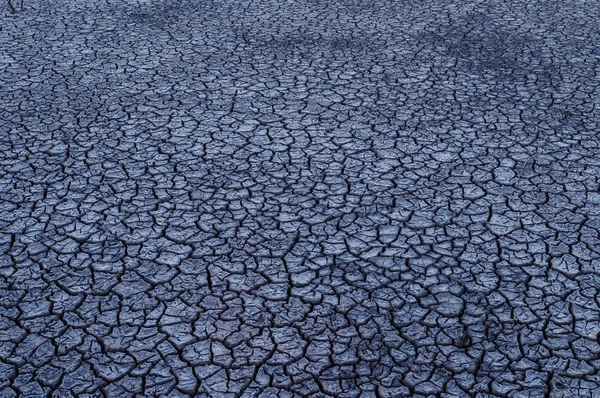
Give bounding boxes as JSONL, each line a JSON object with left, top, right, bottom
{"left": 1, "top": 0, "right": 600, "bottom": 396}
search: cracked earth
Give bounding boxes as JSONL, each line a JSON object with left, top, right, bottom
{"left": 1, "top": 0, "right": 600, "bottom": 396}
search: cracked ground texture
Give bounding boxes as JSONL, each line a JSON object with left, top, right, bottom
{"left": 1, "top": 0, "right": 600, "bottom": 397}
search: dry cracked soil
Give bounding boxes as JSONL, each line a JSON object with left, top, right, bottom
{"left": 1, "top": 0, "right": 600, "bottom": 397}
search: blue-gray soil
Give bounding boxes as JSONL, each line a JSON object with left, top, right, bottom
{"left": 1, "top": 0, "right": 600, "bottom": 396}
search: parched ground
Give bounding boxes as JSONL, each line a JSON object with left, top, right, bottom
{"left": 1, "top": 0, "right": 600, "bottom": 396}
